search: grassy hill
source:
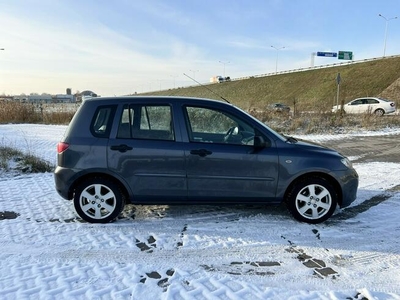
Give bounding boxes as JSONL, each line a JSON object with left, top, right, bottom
{"left": 143, "top": 56, "right": 400, "bottom": 112}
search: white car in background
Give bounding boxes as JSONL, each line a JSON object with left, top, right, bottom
{"left": 332, "top": 97, "right": 396, "bottom": 116}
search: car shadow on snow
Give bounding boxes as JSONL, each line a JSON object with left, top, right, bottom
{"left": 120, "top": 184, "right": 400, "bottom": 224}
{"left": 17, "top": 184, "right": 399, "bottom": 225}
{"left": 328, "top": 184, "right": 400, "bottom": 224}
{"left": 119, "top": 203, "right": 289, "bottom": 222}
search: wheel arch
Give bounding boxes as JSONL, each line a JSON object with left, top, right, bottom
{"left": 284, "top": 172, "right": 343, "bottom": 206}
{"left": 374, "top": 108, "right": 385, "bottom": 115}
{"left": 68, "top": 172, "right": 130, "bottom": 203}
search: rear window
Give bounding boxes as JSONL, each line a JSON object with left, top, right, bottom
{"left": 90, "top": 105, "right": 116, "bottom": 138}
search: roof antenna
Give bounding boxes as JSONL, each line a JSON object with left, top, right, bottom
{"left": 183, "top": 73, "right": 230, "bottom": 103}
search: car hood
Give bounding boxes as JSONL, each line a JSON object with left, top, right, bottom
{"left": 289, "top": 138, "right": 340, "bottom": 155}
{"left": 293, "top": 139, "right": 328, "bottom": 149}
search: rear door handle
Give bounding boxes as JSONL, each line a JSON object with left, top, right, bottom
{"left": 190, "top": 149, "right": 212, "bottom": 157}
{"left": 110, "top": 144, "right": 133, "bottom": 153}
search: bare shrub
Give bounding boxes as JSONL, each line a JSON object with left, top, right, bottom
{"left": 0, "top": 146, "right": 53, "bottom": 173}
{"left": 23, "top": 154, "right": 53, "bottom": 173}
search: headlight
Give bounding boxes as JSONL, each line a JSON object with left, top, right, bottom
{"left": 340, "top": 157, "right": 353, "bottom": 168}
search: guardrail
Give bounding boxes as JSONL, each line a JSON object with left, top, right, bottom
{"left": 231, "top": 54, "right": 400, "bottom": 81}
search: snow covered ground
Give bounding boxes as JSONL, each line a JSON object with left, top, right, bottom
{"left": 0, "top": 124, "right": 400, "bottom": 300}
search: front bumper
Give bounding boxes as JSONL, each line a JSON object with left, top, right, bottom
{"left": 337, "top": 168, "right": 359, "bottom": 208}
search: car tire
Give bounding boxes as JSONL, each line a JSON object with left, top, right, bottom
{"left": 286, "top": 176, "right": 337, "bottom": 224}
{"left": 73, "top": 178, "right": 125, "bottom": 223}
{"left": 374, "top": 109, "right": 385, "bottom": 116}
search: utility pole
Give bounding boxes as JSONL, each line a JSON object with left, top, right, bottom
{"left": 336, "top": 72, "right": 342, "bottom": 115}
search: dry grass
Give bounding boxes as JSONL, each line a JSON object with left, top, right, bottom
{"left": 250, "top": 110, "right": 400, "bottom": 135}
{"left": 0, "top": 101, "right": 75, "bottom": 124}
{"left": 0, "top": 101, "right": 41, "bottom": 123}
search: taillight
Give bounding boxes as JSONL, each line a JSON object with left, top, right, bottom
{"left": 57, "top": 142, "right": 69, "bottom": 154}
{"left": 390, "top": 103, "right": 395, "bottom": 107}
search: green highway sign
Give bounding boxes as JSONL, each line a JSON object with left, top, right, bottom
{"left": 338, "top": 51, "right": 353, "bottom": 60}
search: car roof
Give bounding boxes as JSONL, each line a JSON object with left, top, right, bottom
{"left": 82, "top": 96, "right": 231, "bottom": 106}
{"left": 351, "top": 97, "right": 389, "bottom": 101}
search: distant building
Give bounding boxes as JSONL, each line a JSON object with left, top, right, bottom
{"left": 11, "top": 88, "right": 100, "bottom": 103}
{"left": 13, "top": 95, "right": 29, "bottom": 102}
{"left": 12, "top": 88, "right": 77, "bottom": 103}
{"left": 54, "top": 94, "right": 74, "bottom": 103}
{"left": 27, "top": 95, "right": 52, "bottom": 103}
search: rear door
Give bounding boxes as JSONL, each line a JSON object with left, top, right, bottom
{"left": 182, "top": 105, "right": 279, "bottom": 202}
{"left": 107, "top": 103, "right": 186, "bottom": 201}
{"left": 366, "top": 98, "right": 380, "bottom": 112}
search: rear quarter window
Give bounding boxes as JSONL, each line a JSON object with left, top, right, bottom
{"left": 90, "top": 105, "right": 116, "bottom": 138}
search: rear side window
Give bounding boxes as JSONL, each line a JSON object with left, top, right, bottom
{"left": 366, "top": 99, "right": 379, "bottom": 104}
{"left": 91, "top": 105, "right": 116, "bottom": 138}
{"left": 117, "top": 104, "right": 174, "bottom": 141}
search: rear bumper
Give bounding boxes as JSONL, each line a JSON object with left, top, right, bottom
{"left": 386, "top": 108, "right": 396, "bottom": 114}
{"left": 54, "top": 166, "right": 76, "bottom": 200}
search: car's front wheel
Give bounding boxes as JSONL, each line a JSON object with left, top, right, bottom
{"left": 73, "top": 178, "right": 125, "bottom": 223}
{"left": 286, "top": 177, "right": 337, "bottom": 224}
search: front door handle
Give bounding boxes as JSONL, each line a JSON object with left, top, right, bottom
{"left": 110, "top": 144, "right": 133, "bottom": 153}
{"left": 190, "top": 149, "right": 212, "bottom": 157}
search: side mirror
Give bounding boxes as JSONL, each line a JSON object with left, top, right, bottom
{"left": 253, "top": 135, "right": 269, "bottom": 150}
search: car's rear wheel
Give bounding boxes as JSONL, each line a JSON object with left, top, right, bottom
{"left": 374, "top": 109, "right": 385, "bottom": 116}
{"left": 73, "top": 178, "right": 125, "bottom": 223}
{"left": 286, "top": 177, "right": 337, "bottom": 224}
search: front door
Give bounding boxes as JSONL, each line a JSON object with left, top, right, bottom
{"left": 183, "top": 105, "right": 279, "bottom": 202}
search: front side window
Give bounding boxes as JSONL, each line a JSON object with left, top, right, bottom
{"left": 117, "top": 104, "right": 174, "bottom": 141}
{"left": 350, "top": 100, "right": 363, "bottom": 105}
{"left": 185, "top": 106, "right": 255, "bottom": 145}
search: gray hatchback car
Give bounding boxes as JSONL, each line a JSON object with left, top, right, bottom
{"left": 55, "top": 96, "right": 358, "bottom": 224}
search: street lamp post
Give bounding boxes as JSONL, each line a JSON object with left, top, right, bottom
{"left": 170, "top": 75, "right": 178, "bottom": 89}
{"left": 271, "top": 46, "right": 285, "bottom": 73}
{"left": 378, "top": 14, "right": 398, "bottom": 57}
{"left": 218, "top": 61, "right": 230, "bottom": 77}
{"left": 189, "top": 69, "right": 199, "bottom": 80}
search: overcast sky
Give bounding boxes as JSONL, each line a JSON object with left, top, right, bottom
{"left": 0, "top": 0, "right": 399, "bottom": 96}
